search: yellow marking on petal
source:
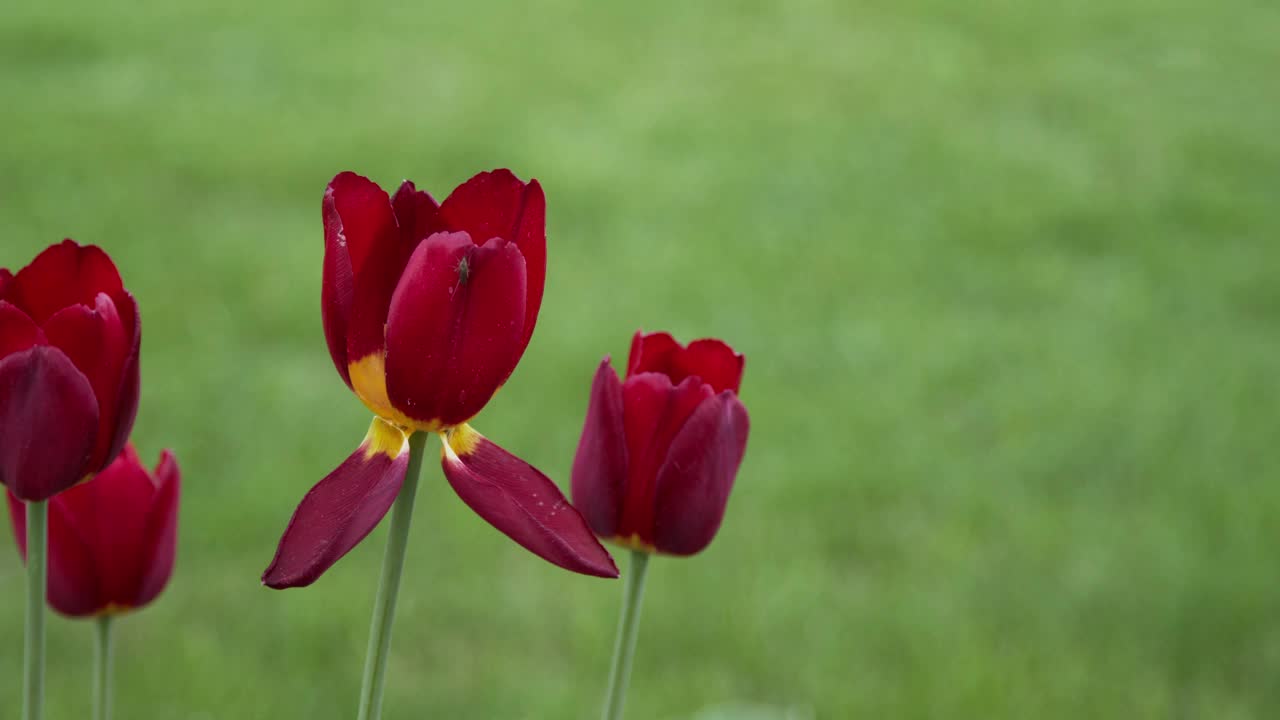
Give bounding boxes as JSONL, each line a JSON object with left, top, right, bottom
{"left": 612, "top": 534, "right": 657, "bottom": 554}
{"left": 349, "top": 353, "right": 447, "bottom": 433}
{"left": 97, "top": 603, "right": 132, "bottom": 617}
{"left": 362, "top": 416, "right": 410, "bottom": 460}
{"left": 444, "top": 423, "right": 482, "bottom": 458}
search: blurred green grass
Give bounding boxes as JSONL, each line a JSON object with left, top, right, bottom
{"left": 2, "top": 0, "right": 1279, "bottom": 717}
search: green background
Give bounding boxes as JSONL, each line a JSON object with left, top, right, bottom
{"left": 2, "top": 1, "right": 1278, "bottom": 717}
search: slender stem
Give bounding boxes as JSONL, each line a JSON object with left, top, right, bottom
{"left": 93, "top": 616, "right": 115, "bottom": 720}
{"left": 23, "top": 500, "right": 48, "bottom": 720}
{"left": 601, "top": 550, "right": 651, "bottom": 720}
{"left": 356, "top": 430, "right": 429, "bottom": 720}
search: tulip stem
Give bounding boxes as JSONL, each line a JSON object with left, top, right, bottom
{"left": 93, "top": 615, "right": 115, "bottom": 720}
{"left": 23, "top": 500, "right": 47, "bottom": 720}
{"left": 601, "top": 549, "right": 651, "bottom": 720}
{"left": 356, "top": 430, "right": 428, "bottom": 720}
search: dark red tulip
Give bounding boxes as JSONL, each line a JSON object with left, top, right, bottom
{"left": 6, "top": 443, "right": 180, "bottom": 617}
{"left": 572, "top": 331, "right": 750, "bottom": 556}
{"left": 263, "top": 170, "right": 616, "bottom": 589}
{"left": 0, "top": 240, "right": 141, "bottom": 501}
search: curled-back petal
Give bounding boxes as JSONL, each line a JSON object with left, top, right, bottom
{"left": 570, "top": 358, "right": 628, "bottom": 540}
{"left": 652, "top": 393, "right": 750, "bottom": 555}
{"left": 263, "top": 418, "right": 411, "bottom": 589}
{"left": 385, "top": 232, "right": 527, "bottom": 429}
{"left": 628, "top": 331, "right": 745, "bottom": 394}
{"left": 0, "top": 346, "right": 99, "bottom": 501}
{"left": 441, "top": 424, "right": 618, "bottom": 578}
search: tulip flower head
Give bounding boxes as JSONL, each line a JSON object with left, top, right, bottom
{"left": 572, "top": 331, "right": 750, "bottom": 556}
{"left": 6, "top": 443, "right": 179, "bottom": 617}
{"left": 0, "top": 240, "right": 141, "bottom": 501}
{"left": 263, "top": 170, "right": 616, "bottom": 588}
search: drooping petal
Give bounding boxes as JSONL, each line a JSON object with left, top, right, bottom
{"left": 0, "top": 346, "right": 99, "bottom": 501}
{"left": 42, "top": 292, "right": 132, "bottom": 470}
{"left": 262, "top": 418, "right": 411, "bottom": 589}
{"left": 627, "top": 331, "right": 745, "bottom": 394}
{"left": 570, "top": 358, "right": 628, "bottom": 539}
{"left": 615, "top": 373, "right": 714, "bottom": 545}
{"left": 439, "top": 171, "right": 545, "bottom": 356}
{"left": 7, "top": 240, "right": 123, "bottom": 325}
{"left": 0, "top": 301, "right": 44, "bottom": 360}
{"left": 7, "top": 490, "right": 104, "bottom": 616}
{"left": 441, "top": 424, "right": 618, "bottom": 578}
{"left": 651, "top": 393, "right": 750, "bottom": 556}
{"left": 133, "top": 449, "right": 180, "bottom": 608}
{"left": 322, "top": 173, "right": 397, "bottom": 386}
{"left": 385, "top": 232, "right": 526, "bottom": 429}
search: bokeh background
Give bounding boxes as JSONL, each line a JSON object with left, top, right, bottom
{"left": 3, "top": 0, "right": 1279, "bottom": 718}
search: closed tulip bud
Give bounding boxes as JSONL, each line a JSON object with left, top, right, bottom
{"left": 572, "top": 331, "right": 750, "bottom": 556}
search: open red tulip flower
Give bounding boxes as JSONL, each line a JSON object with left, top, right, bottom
{"left": 0, "top": 240, "right": 141, "bottom": 501}
{"left": 263, "top": 170, "right": 617, "bottom": 589}
{"left": 6, "top": 443, "right": 179, "bottom": 617}
{"left": 572, "top": 331, "right": 750, "bottom": 556}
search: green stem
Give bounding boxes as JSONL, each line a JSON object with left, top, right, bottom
{"left": 23, "top": 500, "right": 47, "bottom": 720}
{"left": 93, "top": 615, "right": 114, "bottom": 720}
{"left": 356, "top": 430, "right": 429, "bottom": 720}
{"left": 601, "top": 550, "right": 651, "bottom": 720}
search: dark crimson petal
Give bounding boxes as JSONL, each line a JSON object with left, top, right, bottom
{"left": 0, "top": 301, "right": 44, "bottom": 360}
{"left": 652, "top": 393, "right": 750, "bottom": 556}
{"left": 512, "top": 180, "right": 545, "bottom": 356}
{"left": 42, "top": 293, "right": 130, "bottom": 470}
{"left": 626, "top": 331, "right": 680, "bottom": 379}
{"left": 627, "top": 331, "right": 745, "bottom": 394}
{"left": 101, "top": 291, "right": 141, "bottom": 471}
{"left": 385, "top": 232, "right": 526, "bottom": 428}
{"left": 8, "top": 240, "right": 124, "bottom": 325}
{"left": 346, "top": 185, "right": 421, "bottom": 368}
{"left": 439, "top": 169, "right": 531, "bottom": 246}
{"left": 0, "top": 346, "right": 99, "bottom": 501}
{"left": 52, "top": 444, "right": 155, "bottom": 610}
{"left": 442, "top": 424, "right": 618, "bottom": 578}
{"left": 263, "top": 418, "right": 410, "bottom": 589}
{"left": 0, "top": 268, "right": 12, "bottom": 300}
{"left": 322, "top": 173, "right": 396, "bottom": 386}
{"left": 570, "top": 358, "right": 628, "bottom": 539}
{"left": 615, "top": 373, "right": 714, "bottom": 544}
{"left": 7, "top": 490, "right": 104, "bottom": 616}
{"left": 133, "top": 449, "right": 180, "bottom": 608}
{"left": 391, "top": 180, "right": 444, "bottom": 245}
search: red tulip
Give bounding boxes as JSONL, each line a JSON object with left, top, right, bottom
{"left": 6, "top": 443, "right": 180, "bottom": 617}
{"left": 263, "top": 170, "right": 616, "bottom": 589}
{"left": 0, "top": 240, "right": 141, "bottom": 501}
{"left": 571, "top": 331, "right": 750, "bottom": 556}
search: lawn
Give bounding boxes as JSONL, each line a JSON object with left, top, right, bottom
{"left": 2, "top": 0, "right": 1278, "bottom": 717}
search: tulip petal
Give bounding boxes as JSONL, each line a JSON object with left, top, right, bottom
{"left": 263, "top": 418, "right": 411, "bottom": 589}
{"left": 347, "top": 185, "right": 422, "bottom": 371}
{"left": 570, "top": 358, "right": 628, "bottom": 539}
{"left": 42, "top": 292, "right": 135, "bottom": 470}
{"left": 628, "top": 331, "right": 745, "bottom": 394}
{"left": 0, "top": 268, "right": 12, "bottom": 298}
{"left": 134, "top": 449, "right": 180, "bottom": 608}
{"left": 0, "top": 346, "right": 99, "bottom": 501}
{"left": 441, "top": 424, "right": 618, "bottom": 578}
{"left": 0, "top": 301, "right": 44, "bottom": 360}
{"left": 7, "top": 490, "right": 104, "bottom": 616}
{"left": 105, "top": 292, "right": 142, "bottom": 471}
{"left": 438, "top": 171, "right": 545, "bottom": 354}
{"left": 7, "top": 240, "right": 124, "bottom": 325}
{"left": 391, "top": 180, "right": 444, "bottom": 245}
{"left": 652, "top": 393, "right": 750, "bottom": 556}
{"left": 322, "top": 173, "right": 397, "bottom": 386}
{"left": 385, "top": 232, "right": 526, "bottom": 428}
